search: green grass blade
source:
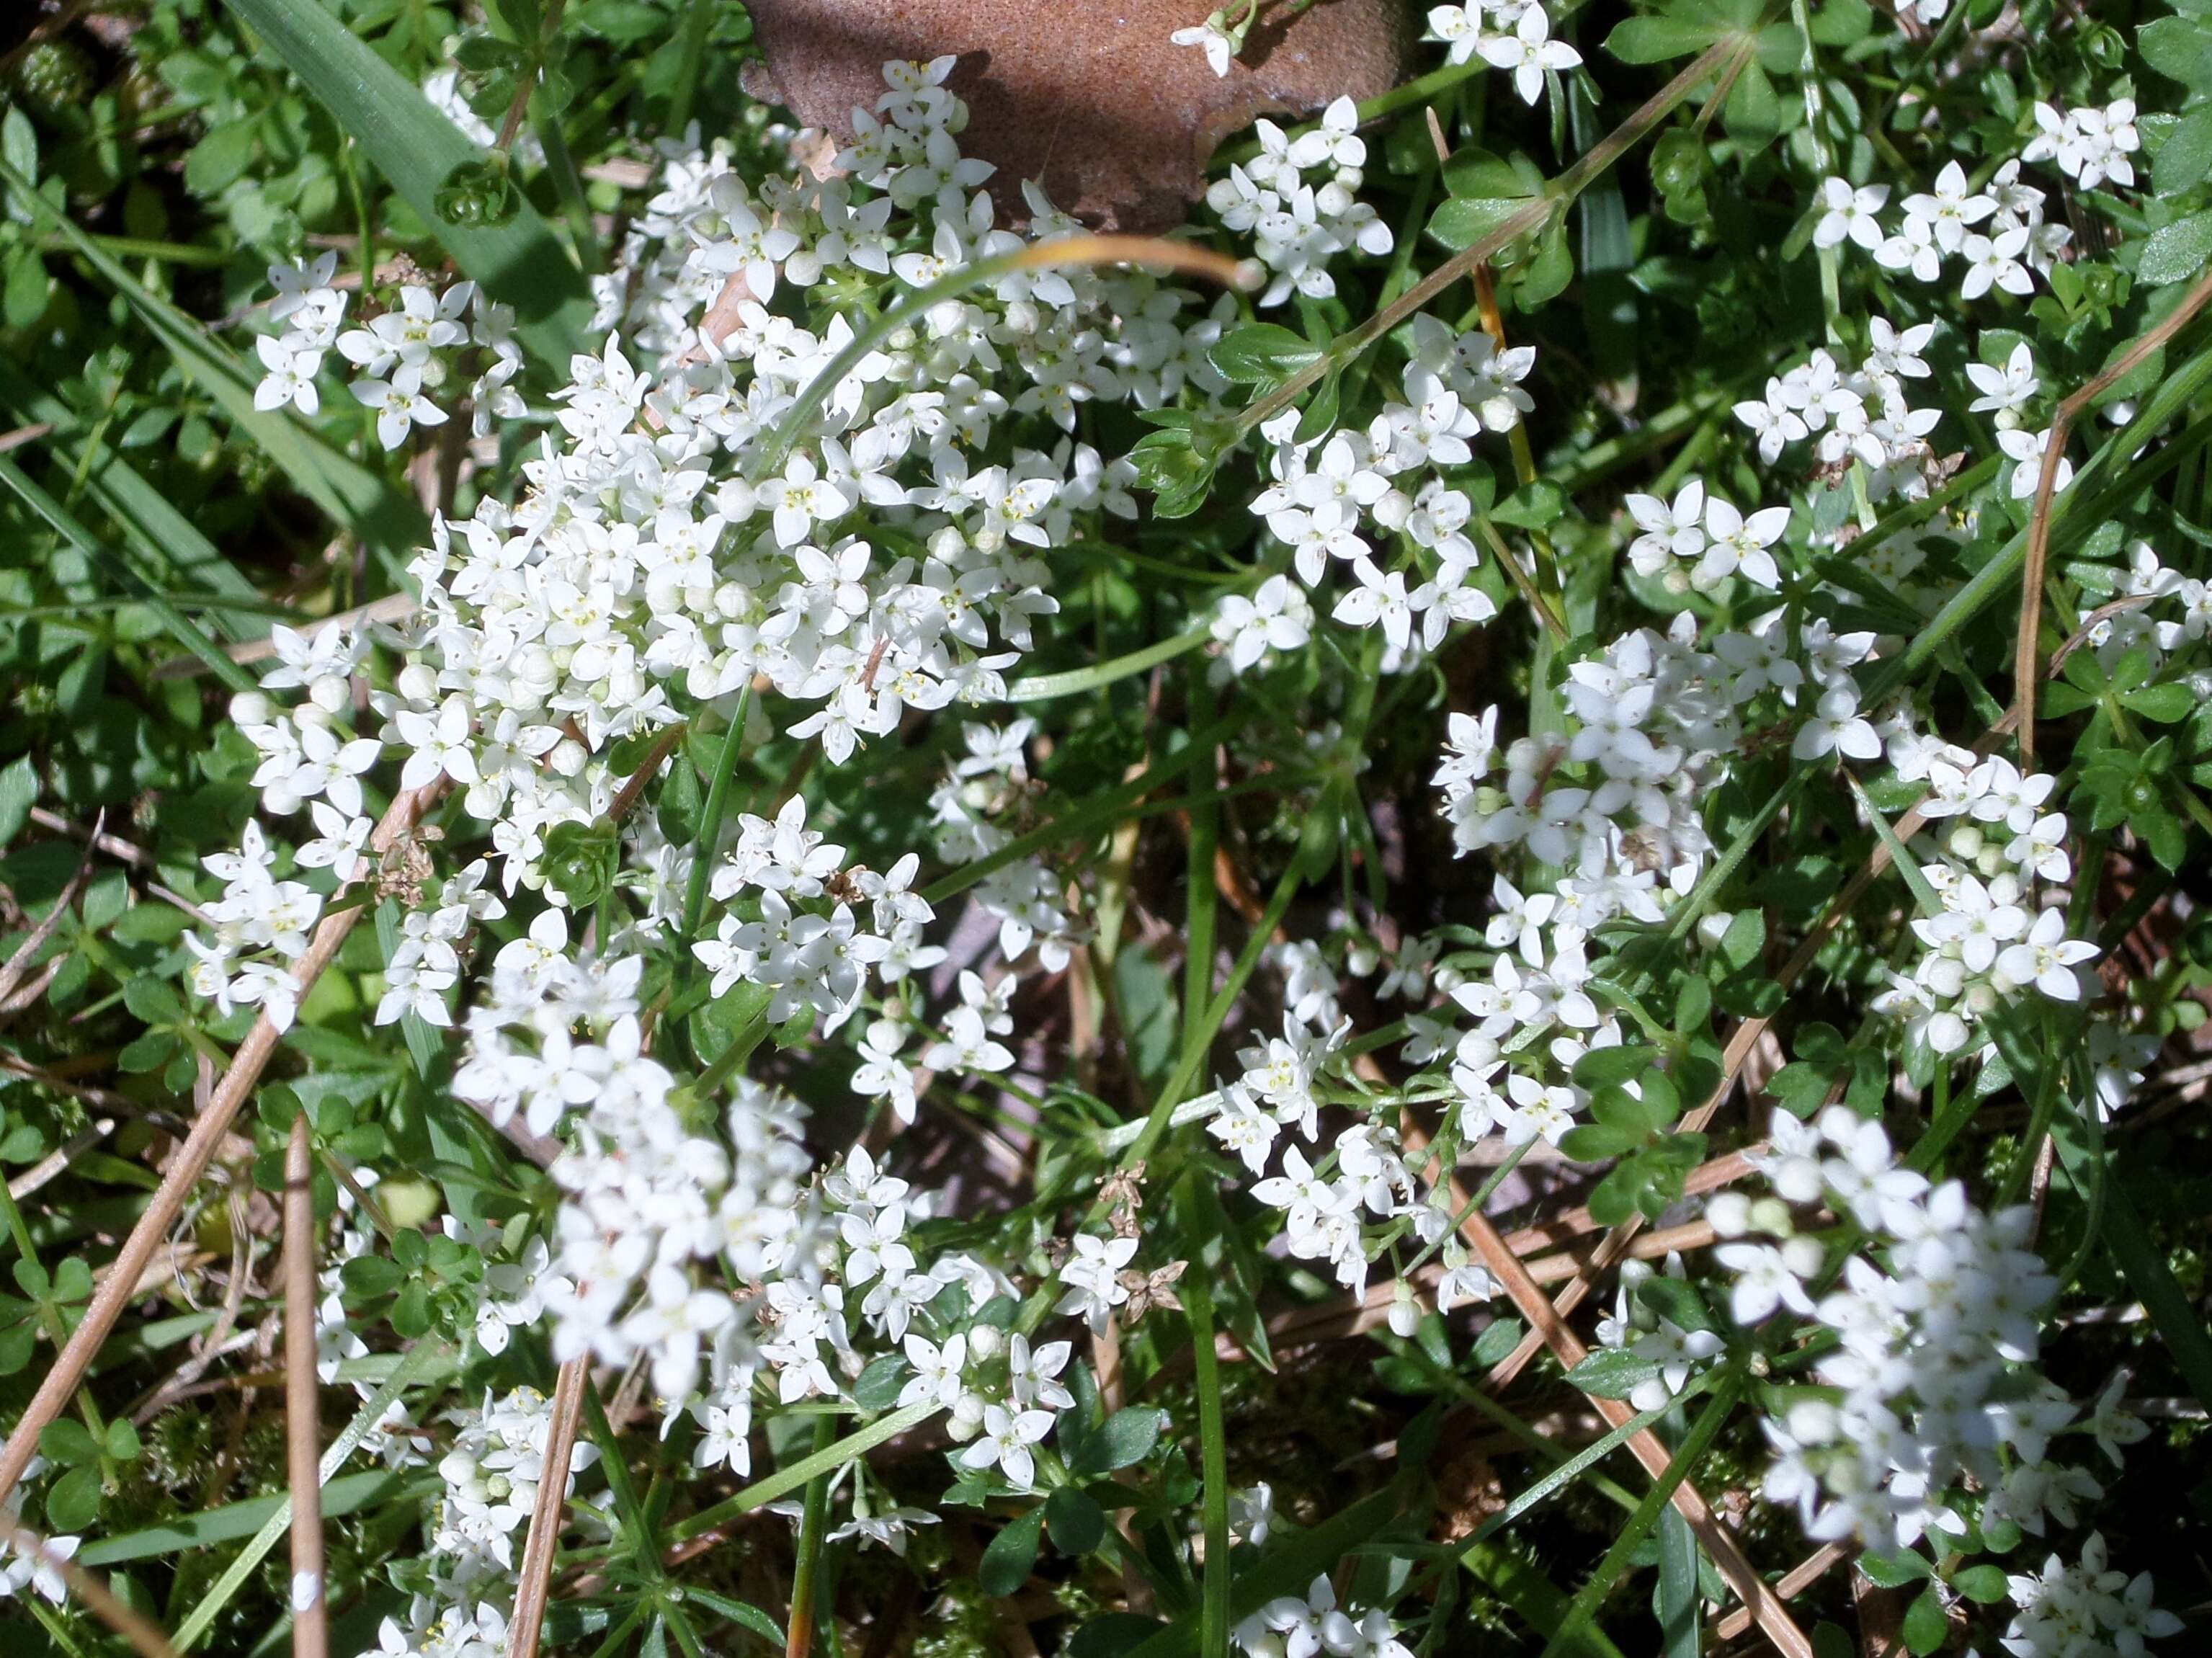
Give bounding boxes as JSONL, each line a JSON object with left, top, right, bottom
{"left": 1458, "top": 1538, "right": 1628, "bottom": 1658}
{"left": 171, "top": 1338, "right": 452, "bottom": 1650}
{"left": 1177, "top": 1176, "right": 1234, "bottom": 1658}
{"left": 218, "top": 0, "right": 595, "bottom": 365}
{"left": 76, "top": 1469, "right": 416, "bottom": 1566}
{"left": 1538, "top": 1371, "right": 1744, "bottom": 1658}
{"left": 0, "top": 457, "right": 258, "bottom": 694}
{"left": 2, "top": 157, "right": 429, "bottom": 561}
{"left": 0, "top": 360, "right": 269, "bottom": 642}
{"left": 663, "top": 1399, "right": 940, "bottom": 1545}
{"left": 2051, "top": 1115, "right": 2212, "bottom": 1410}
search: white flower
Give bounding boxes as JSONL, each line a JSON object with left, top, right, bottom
{"left": 1170, "top": 12, "right": 1239, "bottom": 77}
{"left": 1479, "top": 6, "right": 1582, "bottom": 106}
{"left": 254, "top": 334, "right": 324, "bottom": 415}
{"left": 351, "top": 365, "right": 447, "bottom": 450}
{"left": 959, "top": 1403, "right": 1055, "bottom": 1490}
{"left": 1814, "top": 177, "right": 1888, "bottom": 251}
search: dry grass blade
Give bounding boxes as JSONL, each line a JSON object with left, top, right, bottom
{"left": 1399, "top": 1112, "right": 1812, "bottom": 1658}
{"left": 1453, "top": 1191, "right": 1814, "bottom": 1658}
{"left": 285, "top": 1112, "right": 329, "bottom": 1658}
{"left": 1713, "top": 1542, "right": 1854, "bottom": 1642}
{"left": 2013, "top": 263, "right": 2212, "bottom": 759}
{"left": 0, "top": 780, "right": 446, "bottom": 1509}
{"left": 507, "top": 1358, "right": 589, "bottom": 1658}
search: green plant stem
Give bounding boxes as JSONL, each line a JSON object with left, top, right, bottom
{"left": 679, "top": 685, "right": 753, "bottom": 945}
{"left": 1008, "top": 623, "right": 1213, "bottom": 703}
{"left": 1537, "top": 1368, "right": 1745, "bottom": 1658}
{"left": 666, "top": 1400, "right": 937, "bottom": 1545}
{"left": 1177, "top": 1177, "right": 1233, "bottom": 1658}
{"left": 1238, "top": 36, "right": 1752, "bottom": 440}
{"left": 784, "top": 1414, "right": 838, "bottom": 1658}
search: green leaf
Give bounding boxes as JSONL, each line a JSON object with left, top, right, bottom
{"left": 218, "top": 0, "right": 594, "bottom": 364}
{"left": 979, "top": 1506, "right": 1046, "bottom": 1595}
{"left": 39, "top": 1418, "right": 100, "bottom": 1468}
{"left": 1564, "top": 1347, "right": 1661, "bottom": 1400}
{"left": 1606, "top": 17, "right": 1728, "bottom": 62}
{"left": 2126, "top": 682, "right": 2195, "bottom": 722}
{"left": 2157, "top": 104, "right": 2212, "bottom": 197}
{"left": 1857, "top": 1547, "right": 1933, "bottom": 1588}
{"left": 1492, "top": 479, "right": 1567, "bottom": 530}
{"left": 1085, "top": 1406, "right": 1166, "bottom": 1473}
{"left": 1427, "top": 195, "right": 1537, "bottom": 254}
{"left": 1900, "top": 1587, "right": 1948, "bottom": 1656}
{"left": 682, "top": 1590, "right": 782, "bottom": 1645}
{"left": 1047, "top": 1486, "right": 1107, "bottom": 1556}
{"left": 852, "top": 1352, "right": 906, "bottom": 1412}
{"left": 3, "top": 247, "right": 48, "bottom": 329}
{"left": 0, "top": 754, "right": 35, "bottom": 846}
{"left": 1208, "top": 324, "right": 1324, "bottom": 387}
{"left": 45, "top": 1463, "right": 103, "bottom": 1533}
{"left": 1636, "top": 1276, "right": 1714, "bottom": 1333}
{"left": 2138, "top": 210, "right": 2212, "bottom": 285}
{"left": 1472, "top": 1316, "right": 1525, "bottom": 1367}
{"left": 1950, "top": 1564, "right": 2010, "bottom": 1604}
{"left": 2141, "top": 16, "right": 2212, "bottom": 90}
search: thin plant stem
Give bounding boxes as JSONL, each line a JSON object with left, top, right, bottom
{"left": 0, "top": 783, "right": 445, "bottom": 1512}
{"left": 785, "top": 1414, "right": 839, "bottom": 1658}
{"left": 284, "top": 1113, "right": 329, "bottom": 1658}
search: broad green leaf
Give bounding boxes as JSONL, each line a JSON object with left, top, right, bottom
{"left": 1208, "top": 323, "right": 1324, "bottom": 386}
{"left": 2139, "top": 210, "right": 2212, "bottom": 285}
{"left": 979, "top": 1506, "right": 1046, "bottom": 1595}
{"left": 1047, "top": 1486, "right": 1107, "bottom": 1555}
{"left": 2155, "top": 104, "right": 2212, "bottom": 197}
{"left": 0, "top": 754, "right": 35, "bottom": 846}
{"left": 2141, "top": 16, "right": 2212, "bottom": 91}
{"left": 218, "top": 0, "right": 595, "bottom": 364}
{"left": 1564, "top": 1347, "right": 1661, "bottom": 1399}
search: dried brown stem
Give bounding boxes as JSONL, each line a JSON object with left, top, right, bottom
{"left": 2014, "top": 264, "right": 2212, "bottom": 759}
{"left": 0, "top": 781, "right": 445, "bottom": 1510}
{"left": 284, "top": 1113, "right": 329, "bottom": 1658}
{"left": 507, "top": 1358, "right": 589, "bottom": 1658}
{"left": 1443, "top": 1169, "right": 1814, "bottom": 1658}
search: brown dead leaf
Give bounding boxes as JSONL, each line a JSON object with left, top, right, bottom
{"left": 741, "top": 0, "right": 1416, "bottom": 231}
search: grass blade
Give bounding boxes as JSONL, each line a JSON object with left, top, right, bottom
{"left": 171, "top": 1340, "right": 451, "bottom": 1650}
{"left": 0, "top": 457, "right": 257, "bottom": 694}
{"left": 0, "top": 360, "right": 269, "bottom": 642}
{"left": 2, "top": 158, "right": 429, "bottom": 561}
{"left": 217, "top": 0, "right": 595, "bottom": 364}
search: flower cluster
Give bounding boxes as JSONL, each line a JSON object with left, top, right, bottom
{"left": 1816, "top": 157, "right": 2068, "bottom": 303}
{"left": 1731, "top": 319, "right": 1949, "bottom": 500}
{"left": 1205, "top": 96, "right": 1394, "bottom": 308}
{"left": 1424, "top": 4, "right": 1583, "bottom": 106}
{"left": 2021, "top": 97, "right": 2142, "bottom": 193}
{"left": 1871, "top": 739, "right": 2098, "bottom": 1056}
{"left": 251, "top": 254, "right": 524, "bottom": 448}
{"left": 370, "top": 1386, "right": 597, "bottom": 1658}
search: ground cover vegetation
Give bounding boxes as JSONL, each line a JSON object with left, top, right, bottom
{"left": 4, "top": 1, "right": 2212, "bottom": 1656}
